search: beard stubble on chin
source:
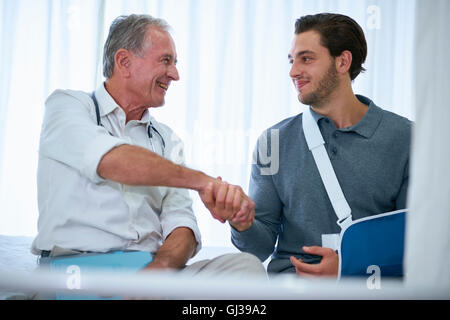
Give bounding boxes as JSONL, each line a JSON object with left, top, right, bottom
{"left": 299, "top": 62, "right": 339, "bottom": 107}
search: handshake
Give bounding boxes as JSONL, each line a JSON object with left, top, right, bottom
{"left": 197, "top": 176, "right": 255, "bottom": 232}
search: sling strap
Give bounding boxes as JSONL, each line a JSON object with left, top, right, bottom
{"left": 302, "top": 107, "right": 352, "bottom": 229}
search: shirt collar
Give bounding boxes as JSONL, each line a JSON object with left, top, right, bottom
{"left": 309, "top": 94, "right": 383, "bottom": 139}
{"left": 94, "top": 82, "right": 119, "bottom": 117}
{"left": 94, "top": 82, "right": 150, "bottom": 124}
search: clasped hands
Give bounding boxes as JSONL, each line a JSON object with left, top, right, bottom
{"left": 198, "top": 177, "right": 255, "bottom": 232}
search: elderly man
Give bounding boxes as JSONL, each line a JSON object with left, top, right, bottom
{"left": 32, "top": 14, "right": 265, "bottom": 278}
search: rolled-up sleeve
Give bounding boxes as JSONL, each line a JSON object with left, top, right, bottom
{"left": 39, "top": 90, "right": 128, "bottom": 184}
{"left": 160, "top": 187, "right": 202, "bottom": 255}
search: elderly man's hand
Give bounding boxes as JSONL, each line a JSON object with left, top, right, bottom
{"left": 198, "top": 179, "right": 255, "bottom": 227}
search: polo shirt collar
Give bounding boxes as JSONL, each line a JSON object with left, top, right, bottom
{"left": 309, "top": 94, "right": 383, "bottom": 139}
{"left": 94, "top": 82, "right": 150, "bottom": 124}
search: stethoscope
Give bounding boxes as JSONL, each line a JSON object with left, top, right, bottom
{"left": 91, "top": 92, "right": 166, "bottom": 156}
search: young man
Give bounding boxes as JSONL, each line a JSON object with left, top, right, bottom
{"left": 33, "top": 14, "right": 264, "bottom": 278}
{"left": 231, "top": 13, "right": 411, "bottom": 277}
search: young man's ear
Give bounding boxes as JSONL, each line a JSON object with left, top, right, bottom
{"left": 335, "top": 50, "right": 353, "bottom": 77}
{"left": 114, "top": 49, "right": 132, "bottom": 78}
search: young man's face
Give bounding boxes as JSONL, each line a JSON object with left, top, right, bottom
{"left": 288, "top": 30, "right": 339, "bottom": 107}
{"left": 127, "top": 27, "right": 179, "bottom": 108}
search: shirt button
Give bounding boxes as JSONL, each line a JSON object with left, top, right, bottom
{"left": 331, "top": 147, "right": 337, "bottom": 155}
{"left": 325, "top": 118, "right": 330, "bottom": 123}
{"left": 333, "top": 132, "right": 338, "bottom": 138}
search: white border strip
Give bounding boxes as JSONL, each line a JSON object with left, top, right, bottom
{"left": 1, "top": 268, "right": 448, "bottom": 300}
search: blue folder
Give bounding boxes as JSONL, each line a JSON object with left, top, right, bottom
{"left": 47, "top": 250, "right": 153, "bottom": 300}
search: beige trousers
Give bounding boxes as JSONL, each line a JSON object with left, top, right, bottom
{"left": 182, "top": 252, "right": 267, "bottom": 279}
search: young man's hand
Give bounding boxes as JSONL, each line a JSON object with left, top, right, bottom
{"left": 290, "top": 246, "right": 339, "bottom": 278}
{"left": 198, "top": 178, "right": 255, "bottom": 227}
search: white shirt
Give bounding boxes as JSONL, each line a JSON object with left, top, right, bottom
{"left": 31, "top": 83, "right": 202, "bottom": 255}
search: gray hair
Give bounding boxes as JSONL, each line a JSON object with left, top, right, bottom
{"left": 103, "top": 14, "right": 170, "bottom": 79}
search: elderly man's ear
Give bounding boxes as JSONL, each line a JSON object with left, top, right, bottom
{"left": 114, "top": 49, "right": 132, "bottom": 78}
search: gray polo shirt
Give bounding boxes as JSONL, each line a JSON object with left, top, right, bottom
{"left": 231, "top": 95, "right": 411, "bottom": 274}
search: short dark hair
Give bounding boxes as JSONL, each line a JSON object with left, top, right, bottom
{"left": 295, "top": 13, "right": 367, "bottom": 80}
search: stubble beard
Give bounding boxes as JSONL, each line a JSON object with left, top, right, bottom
{"left": 298, "top": 62, "right": 339, "bottom": 108}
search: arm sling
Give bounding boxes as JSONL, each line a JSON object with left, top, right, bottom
{"left": 302, "top": 107, "right": 406, "bottom": 278}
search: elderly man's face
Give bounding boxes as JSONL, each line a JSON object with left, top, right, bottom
{"left": 128, "top": 27, "right": 179, "bottom": 108}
